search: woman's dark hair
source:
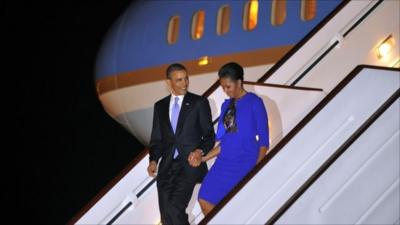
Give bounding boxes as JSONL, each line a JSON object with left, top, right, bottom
{"left": 218, "top": 62, "right": 244, "bottom": 81}
{"left": 166, "top": 63, "right": 187, "bottom": 79}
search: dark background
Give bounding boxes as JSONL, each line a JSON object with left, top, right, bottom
{"left": 11, "top": 1, "right": 144, "bottom": 224}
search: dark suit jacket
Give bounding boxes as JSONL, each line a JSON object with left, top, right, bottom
{"left": 149, "top": 92, "right": 215, "bottom": 182}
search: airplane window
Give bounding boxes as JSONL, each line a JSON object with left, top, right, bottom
{"left": 217, "top": 5, "right": 231, "bottom": 35}
{"left": 271, "top": 0, "right": 286, "bottom": 26}
{"left": 167, "top": 16, "right": 180, "bottom": 44}
{"left": 243, "top": 0, "right": 258, "bottom": 31}
{"left": 192, "top": 10, "right": 205, "bottom": 40}
{"left": 301, "top": 0, "right": 316, "bottom": 21}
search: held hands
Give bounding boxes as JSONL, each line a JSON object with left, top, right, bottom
{"left": 147, "top": 161, "right": 158, "bottom": 177}
{"left": 188, "top": 149, "right": 203, "bottom": 167}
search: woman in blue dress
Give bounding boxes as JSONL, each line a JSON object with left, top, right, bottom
{"left": 197, "top": 62, "right": 269, "bottom": 215}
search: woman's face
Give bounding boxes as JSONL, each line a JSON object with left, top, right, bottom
{"left": 219, "top": 76, "right": 242, "bottom": 98}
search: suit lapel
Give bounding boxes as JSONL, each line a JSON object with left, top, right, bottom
{"left": 160, "top": 95, "right": 174, "bottom": 134}
{"left": 175, "top": 93, "right": 193, "bottom": 136}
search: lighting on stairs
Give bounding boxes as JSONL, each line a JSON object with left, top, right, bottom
{"left": 376, "top": 35, "right": 395, "bottom": 60}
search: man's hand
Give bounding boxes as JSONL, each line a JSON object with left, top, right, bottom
{"left": 188, "top": 149, "right": 203, "bottom": 167}
{"left": 147, "top": 161, "right": 158, "bottom": 177}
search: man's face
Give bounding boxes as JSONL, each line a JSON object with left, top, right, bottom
{"left": 167, "top": 70, "right": 189, "bottom": 96}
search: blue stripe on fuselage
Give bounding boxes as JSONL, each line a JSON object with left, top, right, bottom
{"left": 95, "top": 0, "right": 342, "bottom": 80}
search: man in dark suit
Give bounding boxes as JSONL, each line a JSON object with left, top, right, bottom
{"left": 147, "top": 63, "right": 215, "bottom": 225}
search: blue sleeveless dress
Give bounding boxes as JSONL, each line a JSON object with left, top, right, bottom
{"left": 198, "top": 92, "right": 269, "bottom": 205}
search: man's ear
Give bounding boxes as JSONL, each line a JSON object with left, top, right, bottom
{"left": 166, "top": 79, "right": 172, "bottom": 92}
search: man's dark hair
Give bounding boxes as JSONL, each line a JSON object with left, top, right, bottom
{"left": 218, "top": 62, "right": 244, "bottom": 81}
{"left": 166, "top": 63, "right": 187, "bottom": 79}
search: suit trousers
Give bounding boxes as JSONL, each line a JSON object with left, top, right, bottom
{"left": 157, "top": 157, "right": 197, "bottom": 225}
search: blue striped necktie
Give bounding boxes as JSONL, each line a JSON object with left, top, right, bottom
{"left": 171, "top": 96, "right": 180, "bottom": 158}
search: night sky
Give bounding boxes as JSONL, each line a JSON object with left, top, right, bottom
{"left": 12, "top": 1, "right": 144, "bottom": 224}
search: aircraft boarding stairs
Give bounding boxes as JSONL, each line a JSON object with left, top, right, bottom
{"left": 203, "top": 66, "right": 399, "bottom": 225}
{"left": 70, "top": 0, "right": 399, "bottom": 224}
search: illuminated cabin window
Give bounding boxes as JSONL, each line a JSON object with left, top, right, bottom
{"left": 217, "top": 5, "right": 231, "bottom": 35}
{"left": 271, "top": 0, "right": 286, "bottom": 26}
{"left": 243, "top": 0, "right": 258, "bottom": 31}
{"left": 192, "top": 10, "right": 205, "bottom": 40}
{"left": 301, "top": 0, "right": 317, "bottom": 21}
{"left": 167, "top": 16, "right": 180, "bottom": 44}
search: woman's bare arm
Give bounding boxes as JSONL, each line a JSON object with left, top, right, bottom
{"left": 202, "top": 141, "right": 221, "bottom": 162}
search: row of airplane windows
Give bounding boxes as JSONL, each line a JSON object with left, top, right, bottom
{"left": 167, "top": 0, "right": 317, "bottom": 44}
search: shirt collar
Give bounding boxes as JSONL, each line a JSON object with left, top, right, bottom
{"left": 171, "top": 94, "right": 184, "bottom": 103}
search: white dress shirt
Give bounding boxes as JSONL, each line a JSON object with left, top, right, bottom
{"left": 169, "top": 94, "right": 184, "bottom": 121}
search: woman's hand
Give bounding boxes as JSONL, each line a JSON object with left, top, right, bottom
{"left": 188, "top": 149, "right": 203, "bottom": 167}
